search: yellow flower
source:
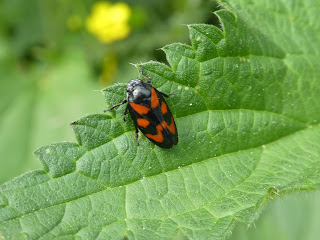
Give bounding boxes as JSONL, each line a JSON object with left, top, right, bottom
{"left": 86, "top": 1, "right": 131, "bottom": 43}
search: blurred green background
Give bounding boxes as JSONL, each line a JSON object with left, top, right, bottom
{"left": 0, "top": 0, "right": 318, "bottom": 239}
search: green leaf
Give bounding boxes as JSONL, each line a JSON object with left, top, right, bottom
{"left": 1, "top": 1, "right": 320, "bottom": 239}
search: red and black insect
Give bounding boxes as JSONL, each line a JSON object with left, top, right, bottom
{"left": 105, "top": 68, "right": 178, "bottom": 148}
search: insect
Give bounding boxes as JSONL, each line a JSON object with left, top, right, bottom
{"left": 104, "top": 68, "right": 178, "bottom": 148}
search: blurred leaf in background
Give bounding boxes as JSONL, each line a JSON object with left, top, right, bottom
{"left": 0, "top": 1, "right": 103, "bottom": 184}
{"left": 230, "top": 191, "right": 320, "bottom": 240}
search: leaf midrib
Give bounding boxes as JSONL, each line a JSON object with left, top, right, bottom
{"left": 83, "top": 108, "right": 307, "bottom": 152}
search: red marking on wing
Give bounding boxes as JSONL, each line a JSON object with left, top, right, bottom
{"left": 137, "top": 118, "right": 150, "bottom": 128}
{"left": 129, "top": 102, "right": 150, "bottom": 115}
{"left": 161, "top": 101, "right": 168, "bottom": 114}
{"left": 145, "top": 124, "right": 164, "bottom": 143}
{"left": 145, "top": 117, "right": 176, "bottom": 143}
{"left": 151, "top": 87, "right": 159, "bottom": 108}
{"left": 162, "top": 116, "right": 176, "bottom": 134}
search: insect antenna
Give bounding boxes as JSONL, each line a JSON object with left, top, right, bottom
{"left": 104, "top": 99, "right": 127, "bottom": 112}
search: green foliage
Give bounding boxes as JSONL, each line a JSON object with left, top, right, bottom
{"left": 0, "top": 47, "right": 103, "bottom": 183}
{"left": 1, "top": 0, "right": 320, "bottom": 239}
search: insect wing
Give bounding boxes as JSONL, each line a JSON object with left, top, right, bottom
{"left": 153, "top": 89, "right": 178, "bottom": 146}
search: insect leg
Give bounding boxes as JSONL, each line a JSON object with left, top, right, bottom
{"left": 123, "top": 105, "right": 128, "bottom": 121}
{"left": 141, "top": 67, "right": 151, "bottom": 83}
{"left": 104, "top": 99, "right": 127, "bottom": 112}
{"left": 135, "top": 127, "right": 140, "bottom": 146}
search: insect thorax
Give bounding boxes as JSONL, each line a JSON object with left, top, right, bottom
{"left": 127, "top": 79, "right": 152, "bottom": 103}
